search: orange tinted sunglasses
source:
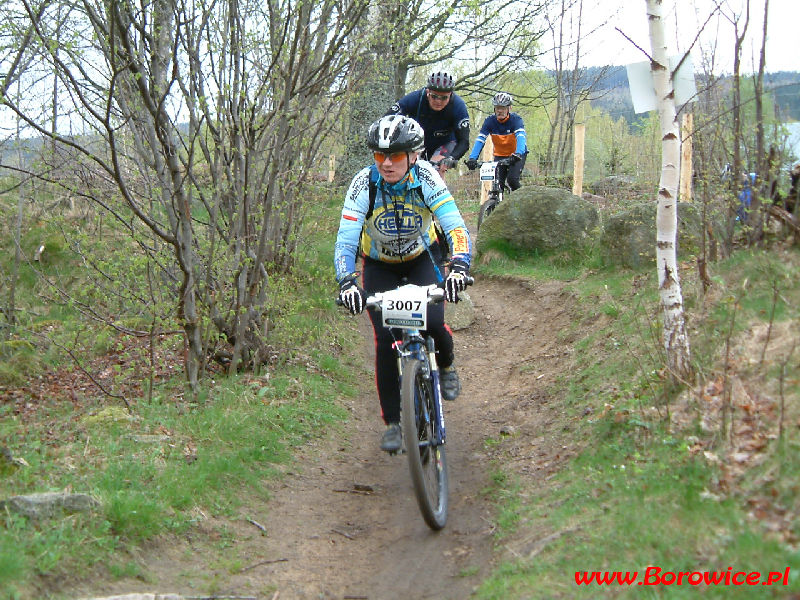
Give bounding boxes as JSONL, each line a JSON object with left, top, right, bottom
{"left": 374, "top": 151, "right": 407, "bottom": 163}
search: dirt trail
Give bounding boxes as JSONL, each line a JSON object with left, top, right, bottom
{"left": 65, "top": 276, "right": 580, "bottom": 600}
{"left": 233, "top": 277, "right": 577, "bottom": 600}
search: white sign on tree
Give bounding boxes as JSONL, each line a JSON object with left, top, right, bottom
{"left": 626, "top": 55, "right": 697, "bottom": 114}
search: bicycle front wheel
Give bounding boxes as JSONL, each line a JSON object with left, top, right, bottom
{"left": 477, "top": 194, "right": 499, "bottom": 230}
{"left": 401, "top": 357, "right": 449, "bottom": 530}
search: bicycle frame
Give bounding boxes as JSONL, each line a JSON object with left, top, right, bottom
{"left": 394, "top": 332, "right": 445, "bottom": 446}
{"left": 366, "top": 283, "right": 447, "bottom": 446}
{"left": 480, "top": 160, "right": 504, "bottom": 203}
{"left": 341, "top": 277, "right": 472, "bottom": 530}
{"left": 476, "top": 158, "right": 512, "bottom": 229}
{"left": 481, "top": 156, "right": 516, "bottom": 193}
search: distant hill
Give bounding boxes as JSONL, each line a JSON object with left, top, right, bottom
{"left": 0, "top": 136, "right": 44, "bottom": 175}
{"left": 765, "top": 71, "right": 800, "bottom": 121}
{"left": 786, "top": 122, "right": 800, "bottom": 162}
{"left": 578, "top": 66, "right": 800, "bottom": 124}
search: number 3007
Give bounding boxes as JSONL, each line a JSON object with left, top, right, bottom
{"left": 387, "top": 299, "right": 422, "bottom": 311}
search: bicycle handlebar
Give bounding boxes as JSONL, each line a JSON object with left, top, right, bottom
{"left": 469, "top": 157, "right": 514, "bottom": 167}
{"left": 366, "top": 284, "right": 442, "bottom": 310}
{"left": 429, "top": 156, "right": 457, "bottom": 169}
{"left": 335, "top": 276, "right": 475, "bottom": 309}
{"left": 366, "top": 276, "right": 474, "bottom": 310}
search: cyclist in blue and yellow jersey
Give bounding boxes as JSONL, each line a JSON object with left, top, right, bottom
{"left": 386, "top": 71, "right": 470, "bottom": 177}
{"left": 334, "top": 115, "right": 472, "bottom": 453}
{"left": 465, "top": 92, "right": 528, "bottom": 191}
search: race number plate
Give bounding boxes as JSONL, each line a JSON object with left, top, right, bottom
{"left": 480, "top": 161, "right": 497, "bottom": 181}
{"left": 381, "top": 285, "right": 427, "bottom": 330}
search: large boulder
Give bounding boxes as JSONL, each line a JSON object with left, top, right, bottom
{"left": 0, "top": 491, "right": 100, "bottom": 519}
{"left": 444, "top": 291, "right": 474, "bottom": 330}
{"left": 476, "top": 186, "right": 599, "bottom": 254}
{"left": 599, "top": 201, "right": 703, "bottom": 268}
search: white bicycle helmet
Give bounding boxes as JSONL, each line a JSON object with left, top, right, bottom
{"left": 428, "top": 71, "right": 455, "bottom": 92}
{"left": 367, "top": 115, "right": 425, "bottom": 153}
{"left": 492, "top": 92, "right": 513, "bottom": 107}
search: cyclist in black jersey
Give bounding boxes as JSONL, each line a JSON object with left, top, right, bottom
{"left": 386, "top": 71, "right": 470, "bottom": 177}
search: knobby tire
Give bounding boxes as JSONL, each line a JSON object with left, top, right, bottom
{"left": 401, "top": 356, "right": 448, "bottom": 530}
{"left": 477, "top": 195, "right": 499, "bottom": 230}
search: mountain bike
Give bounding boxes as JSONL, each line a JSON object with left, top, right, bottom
{"left": 345, "top": 278, "right": 472, "bottom": 530}
{"left": 474, "top": 157, "right": 514, "bottom": 230}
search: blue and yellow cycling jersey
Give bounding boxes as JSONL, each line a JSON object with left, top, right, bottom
{"left": 468, "top": 113, "right": 527, "bottom": 159}
{"left": 334, "top": 161, "right": 471, "bottom": 282}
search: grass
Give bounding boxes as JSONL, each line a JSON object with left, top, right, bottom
{"left": 472, "top": 241, "right": 800, "bottom": 599}
{"left": 476, "top": 237, "right": 602, "bottom": 281}
{"left": 0, "top": 359, "right": 355, "bottom": 598}
{"left": 477, "top": 425, "right": 800, "bottom": 598}
{"left": 3, "top": 176, "right": 800, "bottom": 598}
{"left": 0, "top": 188, "right": 360, "bottom": 599}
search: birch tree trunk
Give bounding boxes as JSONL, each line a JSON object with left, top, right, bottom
{"left": 645, "top": 0, "right": 692, "bottom": 381}
{"left": 728, "top": 5, "right": 749, "bottom": 253}
{"left": 751, "top": 0, "right": 768, "bottom": 245}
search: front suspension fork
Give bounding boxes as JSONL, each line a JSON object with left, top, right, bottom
{"left": 427, "top": 337, "right": 446, "bottom": 445}
{"left": 395, "top": 337, "right": 446, "bottom": 445}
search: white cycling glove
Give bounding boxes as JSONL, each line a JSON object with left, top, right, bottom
{"left": 445, "top": 260, "right": 470, "bottom": 303}
{"left": 339, "top": 274, "right": 366, "bottom": 315}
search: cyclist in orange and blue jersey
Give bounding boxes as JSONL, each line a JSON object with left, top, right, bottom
{"left": 334, "top": 115, "right": 472, "bottom": 453}
{"left": 386, "top": 72, "right": 470, "bottom": 177}
{"left": 465, "top": 92, "right": 528, "bottom": 191}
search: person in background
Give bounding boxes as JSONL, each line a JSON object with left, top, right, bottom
{"left": 386, "top": 71, "right": 470, "bottom": 177}
{"left": 334, "top": 115, "right": 472, "bottom": 453}
{"left": 465, "top": 92, "right": 528, "bottom": 192}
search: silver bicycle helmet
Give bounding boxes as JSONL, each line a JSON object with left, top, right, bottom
{"left": 427, "top": 71, "right": 455, "bottom": 92}
{"left": 366, "top": 115, "right": 425, "bottom": 153}
{"left": 492, "top": 92, "right": 513, "bottom": 107}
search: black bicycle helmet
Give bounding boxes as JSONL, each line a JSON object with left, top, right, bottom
{"left": 492, "top": 92, "right": 513, "bottom": 107}
{"left": 366, "top": 115, "right": 425, "bottom": 153}
{"left": 427, "top": 71, "right": 455, "bottom": 92}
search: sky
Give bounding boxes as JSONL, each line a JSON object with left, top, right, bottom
{"left": 576, "top": 0, "right": 796, "bottom": 74}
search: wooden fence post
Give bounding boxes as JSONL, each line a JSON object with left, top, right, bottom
{"left": 572, "top": 123, "right": 585, "bottom": 197}
{"left": 680, "top": 112, "right": 693, "bottom": 202}
{"left": 479, "top": 137, "right": 494, "bottom": 206}
{"left": 328, "top": 154, "right": 336, "bottom": 183}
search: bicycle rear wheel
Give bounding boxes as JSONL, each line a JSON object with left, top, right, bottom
{"left": 401, "top": 357, "right": 448, "bottom": 530}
